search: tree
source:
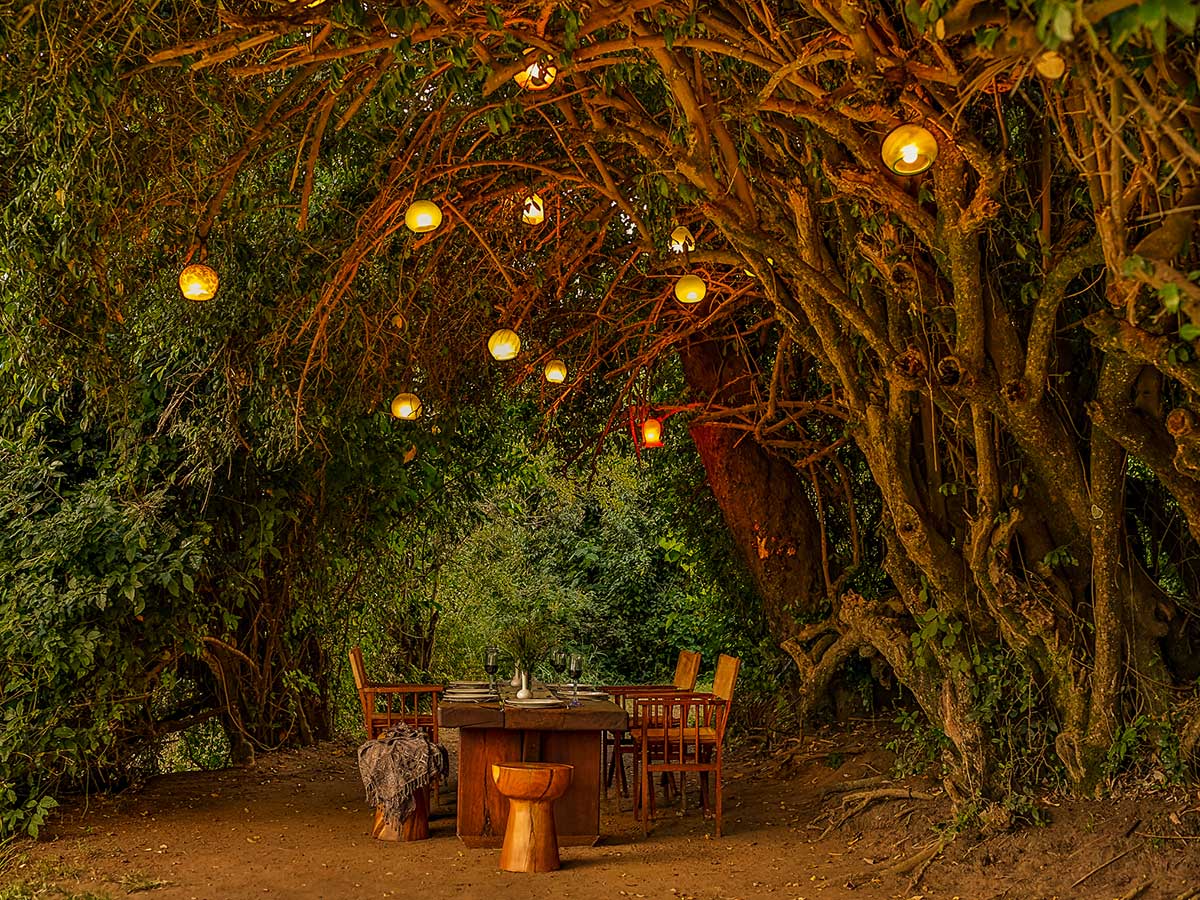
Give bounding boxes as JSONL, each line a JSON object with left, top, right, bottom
{"left": 4, "top": 0, "right": 1200, "bottom": 813}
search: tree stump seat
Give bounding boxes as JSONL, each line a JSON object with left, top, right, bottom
{"left": 371, "top": 785, "right": 430, "bottom": 841}
{"left": 490, "top": 762, "right": 573, "bottom": 872}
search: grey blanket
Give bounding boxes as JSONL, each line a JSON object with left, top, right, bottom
{"left": 358, "top": 724, "right": 449, "bottom": 828}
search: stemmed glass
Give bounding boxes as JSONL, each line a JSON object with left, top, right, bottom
{"left": 483, "top": 647, "right": 500, "bottom": 693}
{"left": 567, "top": 653, "right": 584, "bottom": 702}
{"left": 551, "top": 649, "right": 567, "bottom": 684}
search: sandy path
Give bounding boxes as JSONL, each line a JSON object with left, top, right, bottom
{"left": 7, "top": 724, "right": 1199, "bottom": 900}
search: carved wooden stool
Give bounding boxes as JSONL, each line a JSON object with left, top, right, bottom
{"left": 491, "top": 762, "right": 573, "bottom": 872}
{"left": 371, "top": 785, "right": 430, "bottom": 841}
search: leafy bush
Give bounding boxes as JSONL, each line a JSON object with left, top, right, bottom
{"left": 0, "top": 430, "right": 205, "bottom": 837}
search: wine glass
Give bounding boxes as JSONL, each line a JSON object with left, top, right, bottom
{"left": 567, "top": 652, "right": 583, "bottom": 701}
{"left": 551, "top": 649, "right": 567, "bottom": 683}
{"left": 484, "top": 646, "right": 500, "bottom": 692}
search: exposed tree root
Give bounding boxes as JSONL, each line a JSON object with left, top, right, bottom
{"left": 820, "top": 775, "right": 888, "bottom": 796}
{"left": 848, "top": 831, "right": 955, "bottom": 891}
{"left": 817, "top": 783, "right": 940, "bottom": 839}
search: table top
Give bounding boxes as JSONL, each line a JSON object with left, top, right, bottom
{"left": 439, "top": 687, "right": 627, "bottom": 731}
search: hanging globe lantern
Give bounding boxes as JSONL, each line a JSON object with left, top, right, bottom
{"left": 642, "top": 417, "right": 663, "bottom": 448}
{"left": 488, "top": 328, "right": 521, "bottom": 361}
{"left": 1035, "top": 51, "right": 1067, "bottom": 79}
{"left": 669, "top": 226, "right": 696, "bottom": 253}
{"left": 674, "top": 274, "right": 707, "bottom": 304}
{"left": 179, "top": 262, "right": 219, "bottom": 302}
{"left": 513, "top": 48, "right": 557, "bottom": 91}
{"left": 522, "top": 193, "right": 545, "bottom": 226}
{"left": 391, "top": 312, "right": 407, "bottom": 331}
{"left": 881, "top": 124, "right": 938, "bottom": 175}
{"left": 544, "top": 359, "right": 567, "bottom": 383}
{"left": 404, "top": 199, "right": 443, "bottom": 233}
{"left": 391, "top": 392, "right": 422, "bottom": 420}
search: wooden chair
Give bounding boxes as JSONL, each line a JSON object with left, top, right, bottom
{"left": 349, "top": 645, "right": 443, "bottom": 741}
{"left": 350, "top": 646, "right": 445, "bottom": 837}
{"left": 603, "top": 649, "right": 701, "bottom": 797}
{"left": 632, "top": 653, "right": 740, "bottom": 837}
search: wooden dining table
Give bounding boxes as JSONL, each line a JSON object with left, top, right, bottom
{"left": 438, "top": 688, "right": 628, "bottom": 847}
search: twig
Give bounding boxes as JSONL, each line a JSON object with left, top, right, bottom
{"left": 839, "top": 787, "right": 938, "bottom": 805}
{"left": 820, "top": 775, "right": 887, "bottom": 795}
{"left": 1070, "top": 845, "right": 1136, "bottom": 888}
{"left": 1135, "top": 831, "right": 1200, "bottom": 841}
{"left": 1118, "top": 879, "right": 1152, "bottom": 900}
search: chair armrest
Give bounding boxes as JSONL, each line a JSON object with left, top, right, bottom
{"left": 604, "top": 684, "right": 677, "bottom": 697}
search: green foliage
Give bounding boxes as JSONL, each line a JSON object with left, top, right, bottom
{"left": 1104, "top": 713, "right": 1189, "bottom": 784}
{"left": 886, "top": 709, "right": 951, "bottom": 777}
{"left": 0, "top": 429, "right": 205, "bottom": 837}
{"left": 426, "top": 448, "right": 769, "bottom": 688}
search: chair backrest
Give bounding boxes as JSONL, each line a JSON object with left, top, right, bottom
{"left": 672, "top": 650, "right": 702, "bottom": 691}
{"left": 711, "top": 654, "right": 740, "bottom": 741}
{"left": 636, "top": 694, "right": 728, "bottom": 759}
{"left": 349, "top": 645, "right": 442, "bottom": 741}
{"left": 712, "top": 653, "right": 740, "bottom": 702}
{"left": 349, "top": 646, "right": 369, "bottom": 690}
{"left": 349, "top": 646, "right": 371, "bottom": 728}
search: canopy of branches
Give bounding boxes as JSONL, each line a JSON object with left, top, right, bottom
{"left": 2, "top": 0, "right": 1200, "bottom": 837}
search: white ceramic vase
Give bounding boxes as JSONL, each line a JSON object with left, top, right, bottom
{"left": 516, "top": 670, "right": 532, "bottom": 700}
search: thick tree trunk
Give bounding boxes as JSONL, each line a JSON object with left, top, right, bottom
{"left": 680, "top": 336, "right": 826, "bottom": 639}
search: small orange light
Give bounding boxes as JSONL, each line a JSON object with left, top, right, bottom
{"left": 488, "top": 328, "right": 521, "bottom": 361}
{"left": 404, "top": 200, "right": 442, "bottom": 233}
{"left": 391, "top": 393, "right": 422, "bottom": 420}
{"left": 522, "top": 193, "right": 545, "bottom": 226}
{"left": 881, "top": 124, "right": 938, "bottom": 175}
{"left": 669, "top": 226, "right": 695, "bottom": 253}
{"left": 179, "top": 263, "right": 219, "bottom": 301}
{"left": 642, "top": 417, "right": 663, "bottom": 448}
{"left": 513, "top": 48, "right": 557, "bottom": 91}
{"left": 675, "top": 274, "right": 707, "bottom": 304}
{"left": 544, "top": 359, "right": 567, "bottom": 383}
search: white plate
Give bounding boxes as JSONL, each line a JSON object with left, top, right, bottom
{"left": 506, "top": 698, "right": 566, "bottom": 708}
{"left": 448, "top": 681, "right": 492, "bottom": 688}
{"left": 444, "top": 693, "right": 497, "bottom": 701}
{"left": 569, "top": 691, "right": 610, "bottom": 699}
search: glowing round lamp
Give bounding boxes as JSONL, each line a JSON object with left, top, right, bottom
{"left": 179, "top": 263, "right": 219, "bottom": 302}
{"left": 390, "top": 392, "right": 422, "bottom": 420}
{"left": 513, "top": 48, "right": 557, "bottom": 92}
{"left": 669, "top": 226, "right": 696, "bottom": 254}
{"left": 544, "top": 359, "right": 567, "bottom": 383}
{"left": 642, "top": 417, "right": 663, "bottom": 448}
{"left": 1035, "top": 51, "right": 1066, "bottom": 79}
{"left": 404, "top": 200, "right": 443, "bottom": 233}
{"left": 488, "top": 328, "right": 521, "bottom": 361}
{"left": 522, "top": 193, "right": 545, "bottom": 226}
{"left": 392, "top": 312, "right": 407, "bottom": 331}
{"left": 881, "top": 124, "right": 938, "bottom": 175}
{"left": 675, "top": 274, "right": 707, "bottom": 304}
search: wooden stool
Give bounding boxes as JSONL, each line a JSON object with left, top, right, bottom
{"left": 491, "top": 762, "right": 573, "bottom": 872}
{"left": 371, "top": 785, "right": 430, "bottom": 841}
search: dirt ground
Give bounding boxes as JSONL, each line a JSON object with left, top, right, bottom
{"left": 5, "top": 721, "right": 1200, "bottom": 900}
